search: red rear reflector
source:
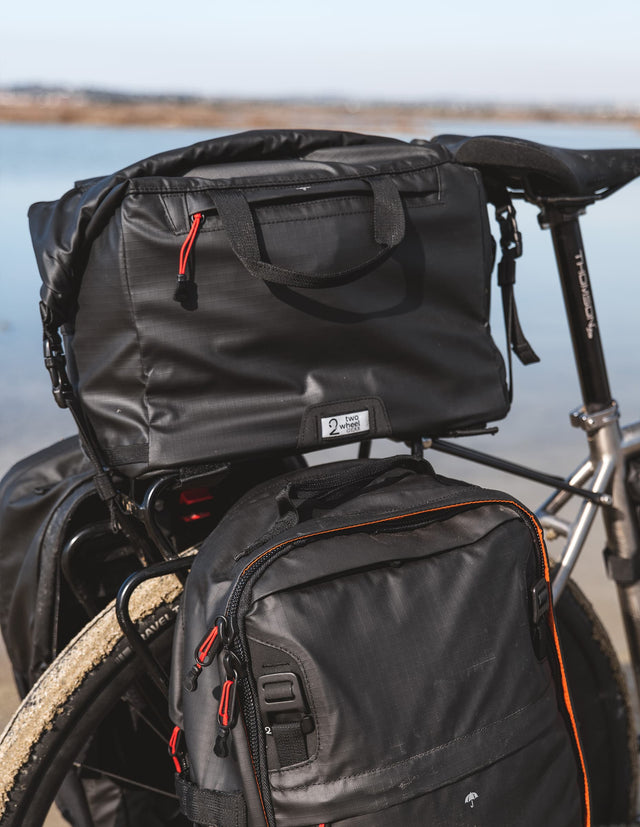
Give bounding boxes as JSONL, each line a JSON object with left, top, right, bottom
{"left": 179, "top": 487, "right": 214, "bottom": 506}
{"left": 181, "top": 511, "right": 212, "bottom": 523}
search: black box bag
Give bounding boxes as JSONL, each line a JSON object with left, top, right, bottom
{"left": 30, "top": 130, "right": 508, "bottom": 477}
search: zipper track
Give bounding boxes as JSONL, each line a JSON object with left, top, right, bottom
{"left": 224, "top": 498, "right": 544, "bottom": 620}
{"left": 218, "top": 497, "right": 589, "bottom": 827}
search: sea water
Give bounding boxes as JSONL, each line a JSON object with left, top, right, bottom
{"left": 1, "top": 118, "right": 639, "bottom": 652}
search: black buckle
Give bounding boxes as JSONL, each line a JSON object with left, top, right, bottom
{"left": 257, "top": 672, "right": 314, "bottom": 768}
{"left": 496, "top": 202, "right": 523, "bottom": 259}
{"left": 257, "top": 672, "right": 307, "bottom": 716}
{"left": 43, "top": 337, "right": 71, "bottom": 409}
{"left": 531, "top": 577, "right": 550, "bottom": 625}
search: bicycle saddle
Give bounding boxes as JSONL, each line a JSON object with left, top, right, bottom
{"left": 431, "top": 134, "right": 640, "bottom": 201}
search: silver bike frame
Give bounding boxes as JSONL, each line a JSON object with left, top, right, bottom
{"left": 541, "top": 404, "right": 640, "bottom": 698}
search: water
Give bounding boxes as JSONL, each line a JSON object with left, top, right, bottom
{"left": 1, "top": 118, "right": 639, "bottom": 656}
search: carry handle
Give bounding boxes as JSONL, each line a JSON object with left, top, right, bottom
{"left": 277, "top": 455, "right": 432, "bottom": 525}
{"left": 242, "top": 455, "right": 433, "bottom": 557}
{"left": 213, "top": 177, "right": 406, "bottom": 289}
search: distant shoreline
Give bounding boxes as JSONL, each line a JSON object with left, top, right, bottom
{"left": 1, "top": 92, "right": 639, "bottom": 133}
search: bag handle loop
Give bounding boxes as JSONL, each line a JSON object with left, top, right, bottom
{"left": 212, "top": 177, "right": 406, "bottom": 289}
{"left": 243, "top": 456, "right": 433, "bottom": 556}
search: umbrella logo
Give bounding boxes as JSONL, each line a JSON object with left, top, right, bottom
{"left": 465, "top": 792, "right": 479, "bottom": 808}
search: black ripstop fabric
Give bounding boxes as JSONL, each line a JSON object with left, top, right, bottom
{"left": 0, "top": 436, "right": 93, "bottom": 692}
{"left": 28, "top": 129, "right": 509, "bottom": 477}
{"left": 170, "top": 456, "right": 587, "bottom": 827}
{"left": 0, "top": 439, "right": 191, "bottom": 827}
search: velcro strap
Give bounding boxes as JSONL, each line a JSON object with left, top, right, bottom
{"left": 272, "top": 719, "right": 309, "bottom": 766}
{"left": 175, "top": 775, "right": 247, "bottom": 826}
{"left": 509, "top": 295, "right": 540, "bottom": 366}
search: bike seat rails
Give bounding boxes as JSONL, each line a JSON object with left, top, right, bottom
{"left": 431, "top": 133, "right": 640, "bottom": 203}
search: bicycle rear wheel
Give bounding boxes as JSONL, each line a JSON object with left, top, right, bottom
{"left": 0, "top": 571, "right": 185, "bottom": 827}
{"left": 554, "top": 574, "right": 638, "bottom": 825}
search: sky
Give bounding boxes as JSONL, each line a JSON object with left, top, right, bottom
{"left": 1, "top": 0, "right": 639, "bottom": 107}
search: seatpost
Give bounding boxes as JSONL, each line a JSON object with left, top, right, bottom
{"left": 539, "top": 206, "right": 612, "bottom": 411}
{"left": 540, "top": 206, "right": 640, "bottom": 700}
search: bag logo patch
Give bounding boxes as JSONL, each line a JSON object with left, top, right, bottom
{"left": 465, "top": 792, "right": 479, "bottom": 808}
{"left": 321, "top": 410, "right": 370, "bottom": 439}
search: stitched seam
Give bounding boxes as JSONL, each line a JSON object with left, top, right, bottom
{"left": 156, "top": 192, "right": 439, "bottom": 208}
{"left": 119, "top": 209, "right": 150, "bottom": 449}
{"left": 193, "top": 198, "right": 441, "bottom": 235}
{"left": 127, "top": 161, "right": 448, "bottom": 193}
{"left": 232, "top": 488, "right": 477, "bottom": 565}
{"left": 270, "top": 684, "right": 554, "bottom": 791}
{"left": 240, "top": 498, "right": 505, "bottom": 571}
{"left": 154, "top": 192, "right": 442, "bottom": 235}
{"left": 159, "top": 193, "right": 180, "bottom": 233}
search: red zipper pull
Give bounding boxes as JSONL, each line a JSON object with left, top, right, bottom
{"left": 174, "top": 212, "right": 203, "bottom": 304}
{"left": 184, "top": 623, "right": 222, "bottom": 692}
{"left": 169, "top": 726, "right": 187, "bottom": 774}
{"left": 214, "top": 677, "right": 239, "bottom": 758}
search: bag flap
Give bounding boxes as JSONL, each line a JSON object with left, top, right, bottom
{"left": 30, "top": 130, "right": 435, "bottom": 328}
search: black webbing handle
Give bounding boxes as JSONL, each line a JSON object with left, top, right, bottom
{"left": 248, "top": 456, "right": 433, "bottom": 552}
{"left": 175, "top": 776, "right": 247, "bottom": 827}
{"left": 283, "top": 454, "right": 431, "bottom": 500}
{"left": 213, "top": 177, "right": 406, "bottom": 288}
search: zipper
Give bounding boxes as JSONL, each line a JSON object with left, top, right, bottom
{"left": 174, "top": 211, "right": 203, "bottom": 303}
{"left": 183, "top": 619, "right": 223, "bottom": 692}
{"left": 195, "top": 497, "right": 588, "bottom": 827}
{"left": 172, "top": 181, "right": 428, "bottom": 303}
{"left": 174, "top": 185, "right": 366, "bottom": 289}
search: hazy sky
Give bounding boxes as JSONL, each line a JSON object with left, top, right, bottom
{"left": 1, "top": 0, "right": 639, "bottom": 106}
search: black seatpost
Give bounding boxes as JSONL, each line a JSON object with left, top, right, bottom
{"left": 540, "top": 206, "right": 612, "bottom": 412}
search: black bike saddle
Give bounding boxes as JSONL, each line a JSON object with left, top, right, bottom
{"left": 431, "top": 134, "right": 640, "bottom": 201}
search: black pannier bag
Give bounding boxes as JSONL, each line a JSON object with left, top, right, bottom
{"left": 169, "top": 456, "right": 590, "bottom": 827}
{"left": 29, "top": 130, "right": 508, "bottom": 478}
{"left": 0, "top": 437, "right": 94, "bottom": 694}
{"left": 0, "top": 438, "right": 303, "bottom": 827}
{"left": 0, "top": 439, "right": 188, "bottom": 826}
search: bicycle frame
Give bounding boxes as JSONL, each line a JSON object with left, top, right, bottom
{"left": 433, "top": 199, "right": 640, "bottom": 707}
{"left": 541, "top": 203, "right": 640, "bottom": 704}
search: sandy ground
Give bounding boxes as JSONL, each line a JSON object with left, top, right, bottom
{"left": 1, "top": 95, "right": 639, "bottom": 134}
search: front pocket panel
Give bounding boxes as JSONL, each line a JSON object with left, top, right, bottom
{"left": 244, "top": 520, "right": 572, "bottom": 825}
